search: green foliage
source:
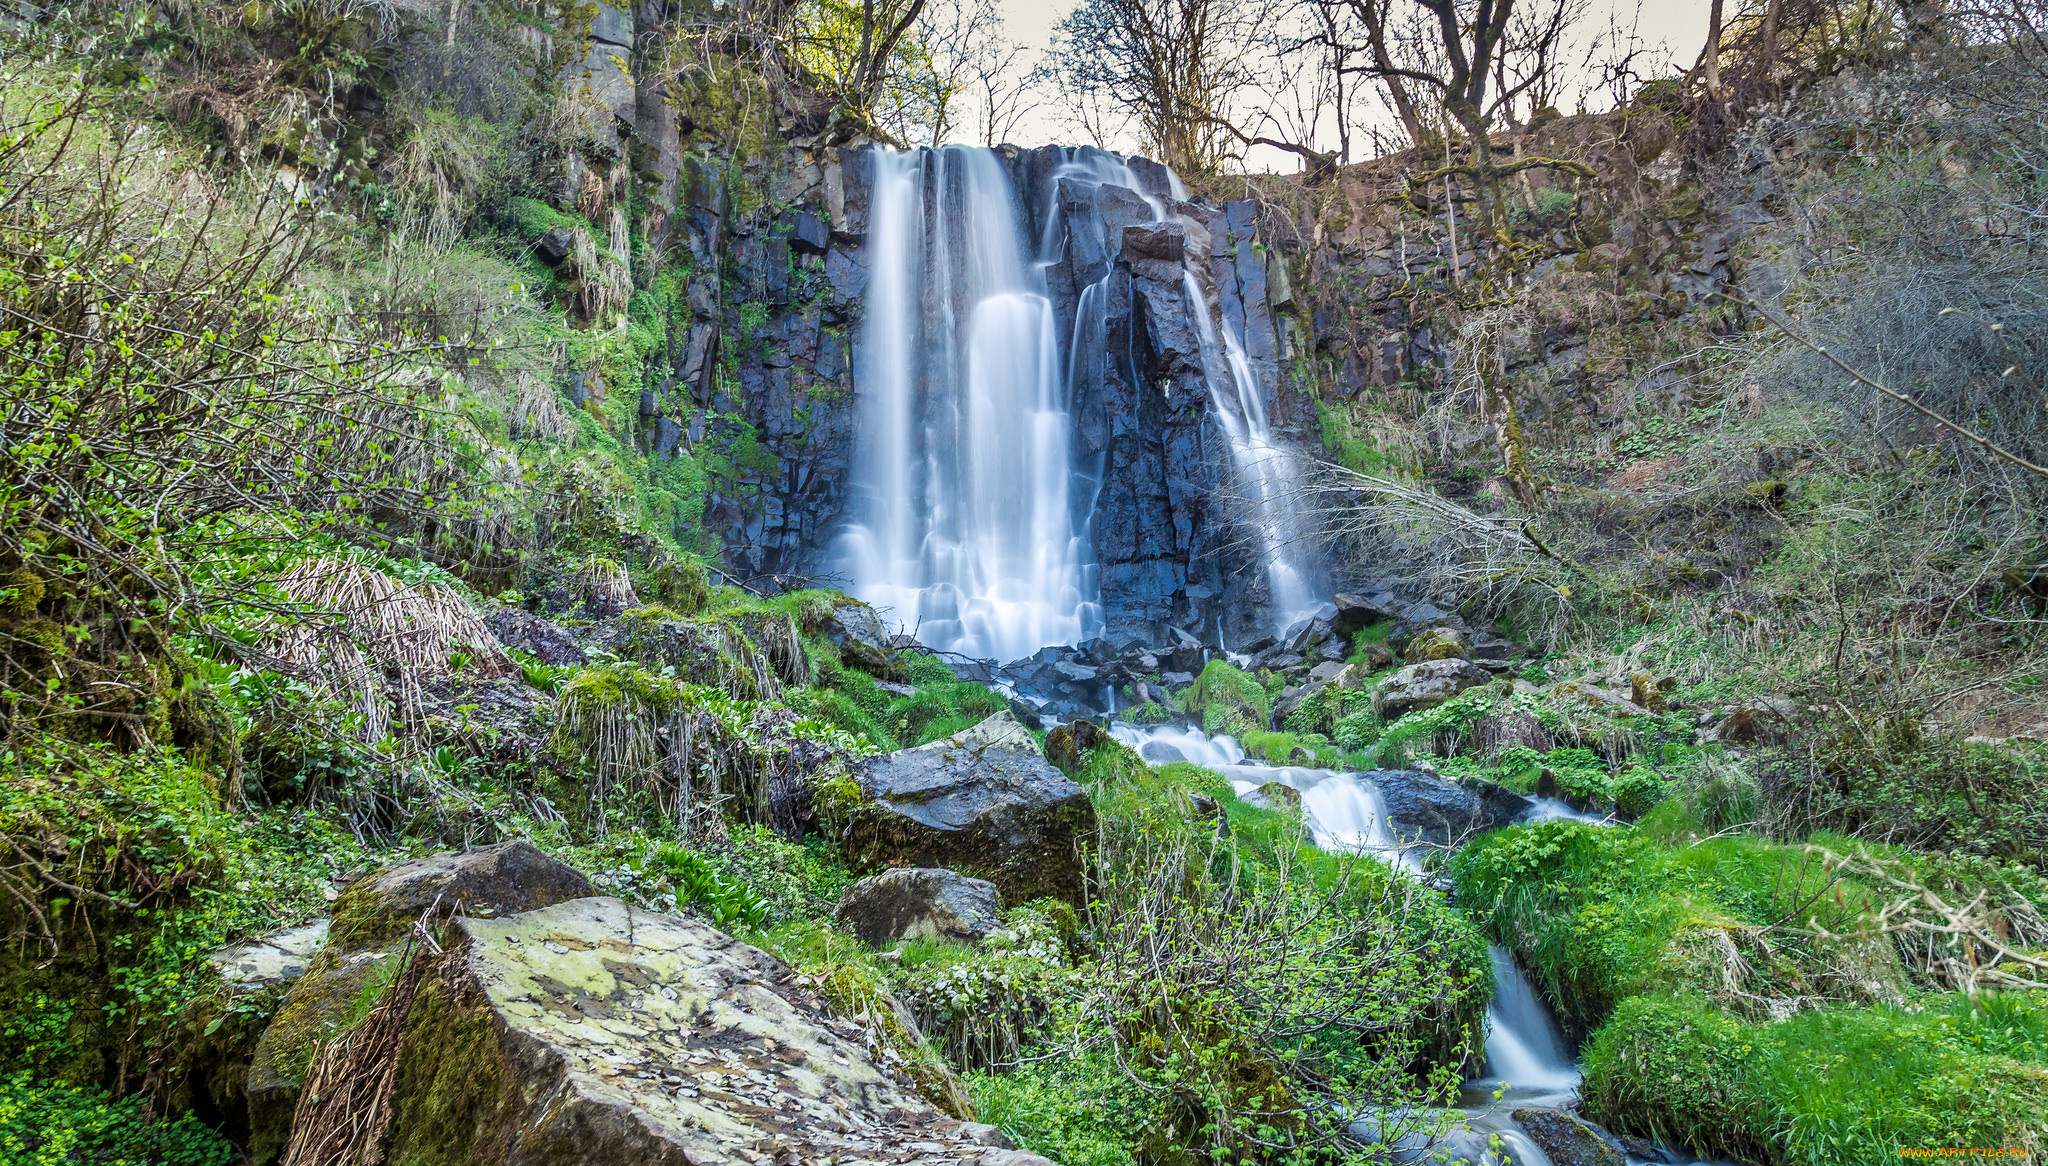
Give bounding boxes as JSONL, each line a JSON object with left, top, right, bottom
{"left": 966, "top": 1052, "right": 1156, "bottom": 1166}
{"left": 1759, "top": 734, "right": 2048, "bottom": 868}
{"left": 1181, "top": 659, "right": 1271, "bottom": 737}
{"left": 1583, "top": 992, "right": 2048, "bottom": 1164}
{"left": 510, "top": 649, "right": 572, "bottom": 693}
{"left": 1613, "top": 768, "right": 1670, "bottom": 818}
{"left": 0, "top": 1072, "right": 232, "bottom": 1166}
{"left": 656, "top": 845, "right": 771, "bottom": 931}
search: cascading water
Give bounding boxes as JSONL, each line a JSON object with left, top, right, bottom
{"left": 1179, "top": 271, "right": 1325, "bottom": 633}
{"left": 835, "top": 147, "right": 1102, "bottom": 664}
{"left": 1109, "top": 721, "right": 1705, "bottom": 1165}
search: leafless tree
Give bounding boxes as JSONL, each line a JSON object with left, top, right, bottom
{"left": 1048, "top": 0, "right": 1264, "bottom": 173}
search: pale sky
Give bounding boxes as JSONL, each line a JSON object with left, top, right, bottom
{"left": 984, "top": 0, "right": 1715, "bottom": 171}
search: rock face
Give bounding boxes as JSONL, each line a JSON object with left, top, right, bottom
{"left": 836, "top": 867, "right": 1003, "bottom": 947}
{"left": 1511, "top": 1108, "right": 1627, "bottom": 1166}
{"left": 819, "top": 597, "right": 899, "bottom": 676}
{"left": 1373, "top": 659, "right": 1494, "bottom": 719}
{"left": 245, "top": 843, "right": 595, "bottom": 1159}
{"left": 843, "top": 713, "right": 1096, "bottom": 904}
{"left": 375, "top": 896, "right": 1045, "bottom": 1166}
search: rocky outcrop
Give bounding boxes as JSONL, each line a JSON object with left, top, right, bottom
{"left": 1373, "top": 659, "right": 1494, "bottom": 719}
{"left": 371, "top": 895, "right": 1048, "bottom": 1165}
{"left": 840, "top": 713, "right": 1096, "bottom": 904}
{"left": 1511, "top": 1108, "right": 1627, "bottom": 1166}
{"left": 245, "top": 842, "right": 595, "bottom": 1160}
{"left": 836, "top": 867, "right": 1002, "bottom": 947}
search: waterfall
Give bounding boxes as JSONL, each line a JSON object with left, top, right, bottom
{"left": 835, "top": 147, "right": 1102, "bottom": 664}
{"left": 1180, "top": 271, "right": 1325, "bottom": 633}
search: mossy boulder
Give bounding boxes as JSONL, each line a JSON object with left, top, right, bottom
{"left": 1511, "top": 1108, "right": 1626, "bottom": 1166}
{"left": 374, "top": 896, "right": 1031, "bottom": 1165}
{"left": 1402, "top": 626, "right": 1470, "bottom": 664}
{"left": 245, "top": 842, "right": 594, "bottom": 1161}
{"left": 840, "top": 713, "right": 1096, "bottom": 904}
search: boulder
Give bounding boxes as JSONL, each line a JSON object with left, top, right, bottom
{"left": 359, "top": 896, "right": 1041, "bottom": 1165}
{"left": 1461, "top": 776, "right": 1536, "bottom": 826}
{"left": 1548, "top": 681, "right": 1653, "bottom": 718}
{"left": 819, "top": 597, "right": 899, "bottom": 676}
{"left": 836, "top": 867, "right": 1003, "bottom": 947}
{"left": 1510, "top": 1108, "right": 1627, "bottom": 1166}
{"left": 1044, "top": 718, "right": 1115, "bottom": 775}
{"left": 245, "top": 843, "right": 595, "bottom": 1159}
{"left": 1372, "top": 659, "right": 1493, "bottom": 719}
{"left": 842, "top": 713, "right": 1097, "bottom": 904}
{"left": 1369, "top": 768, "right": 1507, "bottom": 845}
{"left": 1401, "top": 626, "right": 1470, "bottom": 664}
{"left": 1330, "top": 593, "right": 1399, "bottom": 636}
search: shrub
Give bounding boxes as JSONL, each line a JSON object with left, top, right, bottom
{"left": 966, "top": 1052, "right": 1156, "bottom": 1166}
{"left": 1613, "top": 768, "right": 1670, "bottom": 818}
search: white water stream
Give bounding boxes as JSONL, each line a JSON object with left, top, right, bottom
{"left": 1109, "top": 722, "right": 1704, "bottom": 1165}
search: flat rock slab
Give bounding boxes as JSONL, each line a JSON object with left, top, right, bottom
{"left": 381, "top": 896, "right": 1043, "bottom": 1165}
{"left": 848, "top": 713, "right": 1096, "bottom": 904}
{"left": 210, "top": 920, "right": 329, "bottom": 994}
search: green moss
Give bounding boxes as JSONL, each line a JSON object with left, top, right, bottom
{"left": 1583, "top": 992, "right": 2048, "bottom": 1164}
{"left": 1181, "top": 659, "right": 1272, "bottom": 737}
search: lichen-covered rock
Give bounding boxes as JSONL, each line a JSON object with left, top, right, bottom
{"left": 210, "top": 920, "right": 329, "bottom": 995}
{"left": 841, "top": 713, "right": 1096, "bottom": 904}
{"left": 245, "top": 843, "right": 595, "bottom": 1160}
{"left": 1372, "top": 659, "right": 1493, "bottom": 719}
{"left": 1401, "top": 626, "right": 1470, "bottom": 663}
{"left": 377, "top": 896, "right": 1035, "bottom": 1165}
{"left": 1511, "top": 1108, "right": 1626, "bottom": 1166}
{"left": 836, "top": 867, "right": 1002, "bottom": 946}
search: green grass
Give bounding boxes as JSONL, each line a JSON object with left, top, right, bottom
{"left": 1583, "top": 992, "right": 2048, "bottom": 1164}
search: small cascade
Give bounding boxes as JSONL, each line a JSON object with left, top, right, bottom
{"left": 1108, "top": 721, "right": 1707, "bottom": 1166}
{"left": 1178, "top": 270, "right": 1325, "bottom": 633}
{"left": 1479, "top": 945, "right": 1581, "bottom": 1097}
{"left": 835, "top": 147, "right": 1102, "bottom": 664}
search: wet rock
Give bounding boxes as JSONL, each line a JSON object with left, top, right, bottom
{"left": 836, "top": 867, "right": 1002, "bottom": 947}
{"left": 819, "top": 596, "right": 899, "bottom": 676}
{"left": 791, "top": 210, "right": 830, "bottom": 254}
{"left": 1373, "top": 659, "right": 1493, "bottom": 719}
{"left": 1462, "top": 776, "right": 1536, "bottom": 825}
{"left": 1370, "top": 769, "right": 1505, "bottom": 845}
{"left": 1511, "top": 1108, "right": 1626, "bottom": 1166}
{"left": 843, "top": 713, "right": 1097, "bottom": 904}
{"left": 246, "top": 843, "right": 596, "bottom": 1159}
{"left": 210, "top": 920, "right": 329, "bottom": 995}
{"left": 369, "top": 896, "right": 1015, "bottom": 1165}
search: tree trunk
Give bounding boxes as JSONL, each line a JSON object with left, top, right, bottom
{"left": 1702, "top": 0, "right": 1725, "bottom": 99}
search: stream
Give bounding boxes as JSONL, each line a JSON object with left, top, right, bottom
{"left": 1109, "top": 723, "right": 1712, "bottom": 1166}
